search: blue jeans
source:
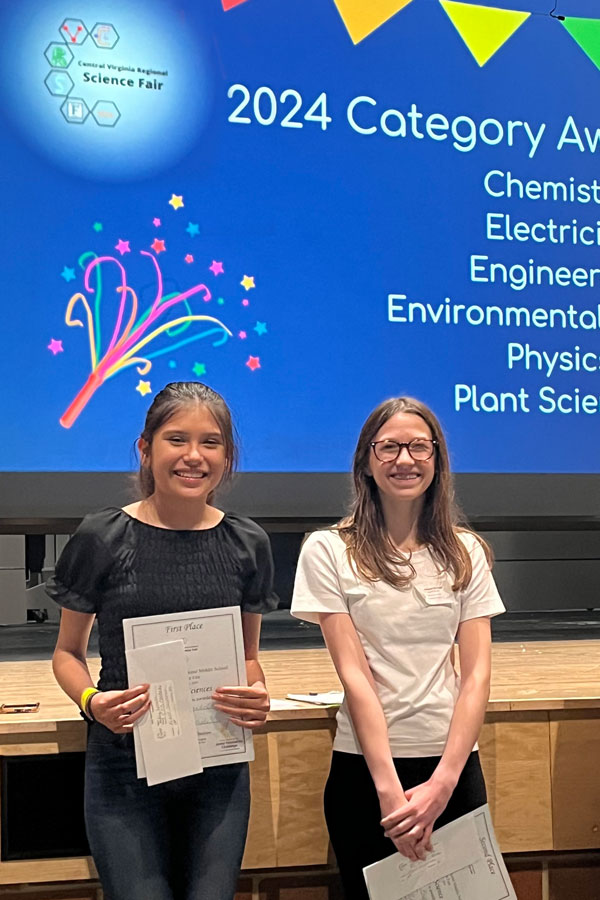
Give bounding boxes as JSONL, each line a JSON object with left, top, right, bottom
{"left": 84, "top": 723, "right": 250, "bottom": 900}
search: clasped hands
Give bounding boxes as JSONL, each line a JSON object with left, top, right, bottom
{"left": 380, "top": 778, "right": 453, "bottom": 862}
{"left": 89, "top": 680, "right": 270, "bottom": 734}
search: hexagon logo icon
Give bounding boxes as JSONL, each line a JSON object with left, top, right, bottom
{"left": 91, "top": 23, "right": 119, "bottom": 49}
{"left": 44, "top": 70, "right": 74, "bottom": 97}
{"left": 60, "top": 97, "right": 89, "bottom": 124}
{"left": 45, "top": 42, "right": 73, "bottom": 68}
{"left": 60, "top": 18, "right": 88, "bottom": 45}
{"left": 91, "top": 100, "right": 121, "bottom": 127}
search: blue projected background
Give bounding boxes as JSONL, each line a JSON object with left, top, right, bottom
{"left": 1, "top": 0, "right": 600, "bottom": 473}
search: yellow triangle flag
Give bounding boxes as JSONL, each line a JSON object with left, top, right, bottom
{"left": 440, "top": 1, "right": 530, "bottom": 66}
{"left": 333, "top": 0, "right": 414, "bottom": 45}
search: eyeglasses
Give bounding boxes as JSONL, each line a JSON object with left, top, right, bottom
{"left": 370, "top": 439, "right": 438, "bottom": 462}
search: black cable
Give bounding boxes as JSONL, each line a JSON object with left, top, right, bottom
{"left": 549, "top": 2, "right": 565, "bottom": 21}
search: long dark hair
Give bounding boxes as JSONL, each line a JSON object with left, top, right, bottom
{"left": 337, "top": 396, "right": 491, "bottom": 591}
{"left": 137, "top": 382, "right": 238, "bottom": 500}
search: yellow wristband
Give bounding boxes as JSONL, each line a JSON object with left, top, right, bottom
{"left": 80, "top": 687, "right": 99, "bottom": 718}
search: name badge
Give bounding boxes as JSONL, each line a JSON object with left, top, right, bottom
{"left": 413, "top": 583, "right": 453, "bottom": 606}
{"left": 422, "top": 585, "right": 452, "bottom": 605}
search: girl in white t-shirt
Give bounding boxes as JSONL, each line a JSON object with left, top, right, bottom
{"left": 291, "top": 397, "right": 504, "bottom": 900}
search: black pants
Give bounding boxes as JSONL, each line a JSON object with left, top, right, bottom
{"left": 324, "top": 750, "right": 487, "bottom": 900}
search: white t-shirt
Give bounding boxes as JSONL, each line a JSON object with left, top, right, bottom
{"left": 291, "top": 529, "right": 505, "bottom": 757}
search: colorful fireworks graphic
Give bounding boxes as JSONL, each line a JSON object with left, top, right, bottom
{"left": 49, "top": 194, "right": 267, "bottom": 428}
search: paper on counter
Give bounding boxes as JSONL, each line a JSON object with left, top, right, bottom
{"left": 125, "top": 640, "right": 203, "bottom": 786}
{"left": 269, "top": 698, "right": 303, "bottom": 710}
{"left": 286, "top": 691, "right": 344, "bottom": 706}
{"left": 363, "top": 804, "right": 516, "bottom": 900}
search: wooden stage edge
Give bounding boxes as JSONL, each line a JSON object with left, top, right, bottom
{"left": 261, "top": 638, "right": 600, "bottom": 715}
{"left": 1, "top": 640, "right": 600, "bottom": 893}
{"left": 2, "top": 640, "right": 600, "bottom": 724}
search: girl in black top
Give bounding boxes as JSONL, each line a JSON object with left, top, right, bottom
{"left": 49, "top": 382, "right": 277, "bottom": 900}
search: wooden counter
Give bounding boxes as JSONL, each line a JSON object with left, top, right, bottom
{"left": 1, "top": 641, "right": 600, "bottom": 889}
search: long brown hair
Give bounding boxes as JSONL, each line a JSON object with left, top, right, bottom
{"left": 337, "top": 397, "right": 491, "bottom": 591}
{"left": 137, "top": 382, "right": 238, "bottom": 500}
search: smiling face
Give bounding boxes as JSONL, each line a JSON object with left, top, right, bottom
{"left": 367, "top": 412, "right": 436, "bottom": 506}
{"left": 138, "top": 403, "right": 227, "bottom": 504}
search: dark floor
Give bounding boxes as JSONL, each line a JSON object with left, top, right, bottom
{"left": 1, "top": 609, "right": 600, "bottom": 662}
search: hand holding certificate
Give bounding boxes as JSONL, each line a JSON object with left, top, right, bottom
{"left": 213, "top": 681, "right": 270, "bottom": 729}
{"left": 363, "top": 806, "right": 516, "bottom": 900}
{"left": 124, "top": 605, "right": 255, "bottom": 784}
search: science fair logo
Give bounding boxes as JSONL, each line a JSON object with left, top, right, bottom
{"left": 0, "top": 0, "right": 210, "bottom": 180}
{"left": 43, "top": 16, "right": 166, "bottom": 127}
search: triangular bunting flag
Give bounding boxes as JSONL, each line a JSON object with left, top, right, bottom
{"left": 222, "top": 0, "right": 249, "bottom": 10}
{"left": 333, "top": 0, "right": 414, "bottom": 45}
{"left": 439, "top": 1, "right": 530, "bottom": 67}
{"left": 562, "top": 17, "right": 600, "bottom": 71}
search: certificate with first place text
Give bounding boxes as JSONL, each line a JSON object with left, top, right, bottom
{"left": 123, "top": 605, "right": 253, "bottom": 772}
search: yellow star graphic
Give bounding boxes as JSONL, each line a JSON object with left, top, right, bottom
{"left": 136, "top": 379, "right": 152, "bottom": 397}
{"left": 168, "top": 193, "right": 184, "bottom": 210}
{"left": 240, "top": 274, "right": 255, "bottom": 290}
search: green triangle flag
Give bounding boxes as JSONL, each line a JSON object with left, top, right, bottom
{"left": 440, "top": 1, "right": 530, "bottom": 67}
{"left": 562, "top": 17, "right": 600, "bottom": 71}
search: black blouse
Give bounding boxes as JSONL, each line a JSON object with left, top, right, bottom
{"left": 46, "top": 508, "right": 278, "bottom": 692}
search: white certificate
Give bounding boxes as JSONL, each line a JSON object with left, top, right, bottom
{"left": 123, "top": 606, "right": 253, "bottom": 771}
{"left": 363, "top": 805, "right": 516, "bottom": 900}
{"left": 125, "top": 640, "right": 203, "bottom": 786}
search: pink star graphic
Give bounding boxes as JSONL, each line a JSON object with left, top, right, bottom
{"left": 209, "top": 261, "right": 224, "bottom": 276}
{"left": 185, "top": 254, "right": 194, "bottom": 264}
{"left": 246, "top": 355, "right": 261, "bottom": 371}
{"left": 238, "top": 331, "right": 247, "bottom": 339}
{"left": 115, "top": 239, "right": 130, "bottom": 256}
{"left": 242, "top": 299, "right": 249, "bottom": 307}
{"left": 151, "top": 238, "right": 166, "bottom": 254}
{"left": 152, "top": 217, "right": 161, "bottom": 227}
{"left": 48, "top": 338, "right": 63, "bottom": 355}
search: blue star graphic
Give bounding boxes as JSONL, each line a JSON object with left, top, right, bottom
{"left": 254, "top": 321, "right": 268, "bottom": 336}
{"left": 168, "top": 360, "right": 177, "bottom": 369}
{"left": 186, "top": 222, "right": 200, "bottom": 237}
{"left": 61, "top": 266, "right": 76, "bottom": 282}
